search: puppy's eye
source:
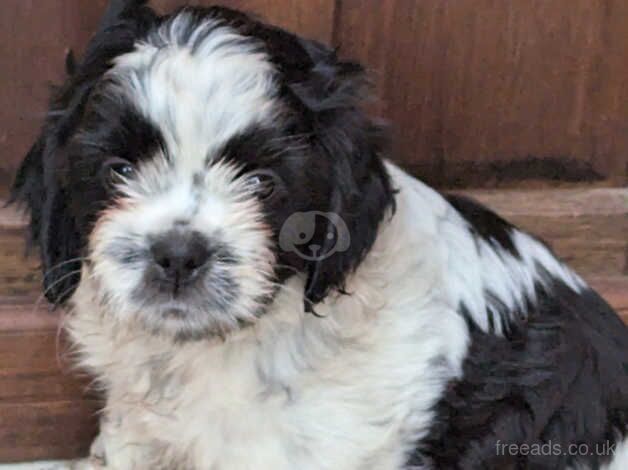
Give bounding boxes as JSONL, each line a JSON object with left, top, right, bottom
{"left": 102, "top": 157, "right": 134, "bottom": 181}
{"left": 245, "top": 170, "right": 277, "bottom": 200}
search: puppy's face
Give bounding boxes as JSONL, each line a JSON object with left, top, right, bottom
{"left": 13, "top": 4, "right": 393, "bottom": 339}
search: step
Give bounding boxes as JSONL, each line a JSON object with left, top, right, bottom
{"left": 0, "top": 188, "right": 626, "bottom": 462}
{"left": 462, "top": 187, "right": 628, "bottom": 277}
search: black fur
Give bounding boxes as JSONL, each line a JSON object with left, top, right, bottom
{"left": 409, "top": 276, "right": 628, "bottom": 469}
{"left": 446, "top": 194, "right": 520, "bottom": 259}
{"left": 281, "top": 40, "right": 394, "bottom": 309}
{"left": 418, "top": 197, "right": 628, "bottom": 468}
{"left": 445, "top": 194, "right": 526, "bottom": 335}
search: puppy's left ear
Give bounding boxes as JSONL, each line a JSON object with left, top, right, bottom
{"left": 289, "top": 40, "right": 395, "bottom": 309}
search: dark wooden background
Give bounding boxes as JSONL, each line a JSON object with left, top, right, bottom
{"left": 1, "top": 0, "right": 627, "bottom": 196}
{"left": 0, "top": 0, "right": 626, "bottom": 463}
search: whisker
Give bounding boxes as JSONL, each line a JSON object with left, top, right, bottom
{"left": 42, "top": 257, "right": 88, "bottom": 280}
{"left": 50, "top": 280, "right": 83, "bottom": 310}
{"left": 31, "top": 269, "right": 82, "bottom": 315}
{"left": 54, "top": 306, "right": 75, "bottom": 373}
{"left": 268, "top": 133, "right": 312, "bottom": 145}
{"left": 268, "top": 144, "right": 310, "bottom": 160}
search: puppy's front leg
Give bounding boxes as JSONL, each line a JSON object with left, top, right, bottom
{"left": 85, "top": 413, "right": 156, "bottom": 470}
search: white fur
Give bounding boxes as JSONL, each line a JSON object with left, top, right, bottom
{"left": 387, "top": 165, "right": 584, "bottom": 335}
{"left": 68, "top": 162, "right": 469, "bottom": 469}
{"left": 602, "top": 437, "right": 628, "bottom": 470}
{"left": 112, "top": 14, "right": 279, "bottom": 165}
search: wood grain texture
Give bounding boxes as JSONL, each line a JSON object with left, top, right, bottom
{"left": 335, "top": 0, "right": 628, "bottom": 187}
{"left": 465, "top": 188, "right": 628, "bottom": 277}
{"left": 0, "top": 306, "right": 99, "bottom": 463}
{"left": 151, "top": 0, "right": 336, "bottom": 43}
{"left": 0, "top": 335, "right": 86, "bottom": 403}
{"left": 0, "top": 226, "right": 41, "bottom": 301}
{"left": 0, "top": 204, "right": 40, "bottom": 300}
{"left": 0, "top": 399, "right": 99, "bottom": 463}
{"left": 460, "top": 188, "right": 628, "bottom": 218}
{"left": 0, "top": 0, "right": 109, "bottom": 197}
{"left": 0, "top": 304, "right": 60, "bottom": 333}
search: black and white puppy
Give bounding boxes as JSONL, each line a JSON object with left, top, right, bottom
{"left": 12, "top": 1, "right": 628, "bottom": 469}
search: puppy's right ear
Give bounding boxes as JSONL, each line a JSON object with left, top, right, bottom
{"left": 10, "top": 114, "right": 86, "bottom": 305}
{"left": 10, "top": 135, "right": 47, "bottom": 250}
{"left": 9, "top": 121, "right": 83, "bottom": 306}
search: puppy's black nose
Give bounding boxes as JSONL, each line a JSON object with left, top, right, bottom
{"left": 150, "top": 230, "right": 210, "bottom": 289}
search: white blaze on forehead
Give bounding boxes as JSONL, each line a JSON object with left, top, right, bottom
{"left": 111, "top": 15, "right": 279, "bottom": 171}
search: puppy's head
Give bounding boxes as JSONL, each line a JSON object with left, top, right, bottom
{"left": 12, "top": 1, "right": 393, "bottom": 339}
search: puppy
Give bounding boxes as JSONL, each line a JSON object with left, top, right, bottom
{"left": 11, "top": 1, "right": 627, "bottom": 469}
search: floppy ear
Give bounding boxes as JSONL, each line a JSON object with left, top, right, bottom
{"left": 10, "top": 0, "right": 157, "bottom": 305}
{"left": 10, "top": 128, "right": 82, "bottom": 305}
{"left": 288, "top": 40, "right": 395, "bottom": 309}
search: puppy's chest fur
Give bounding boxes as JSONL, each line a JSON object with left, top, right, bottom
{"left": 66, "top": 213, "right": 469, "bottom": 470}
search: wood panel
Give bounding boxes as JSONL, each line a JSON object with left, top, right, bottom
{"left": 0, "top": 306, "right": 100, "bottom": 463}
{"left": 335, "top": 0, "right": 628, "bottom": 187}
{"left": 0, "top": 203, "right": 40, "bottom": 301}
{"left": 0, "top": 0, "right": 109, "bottom": 198}
{"left": 151, "top": 0, "right": 336, "bottom": 43}
{"left": 0, "top": 399, "right": 99, "bottom": 463}
{"left": 0, "top": 330, "right": 86, "bottom": 403}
